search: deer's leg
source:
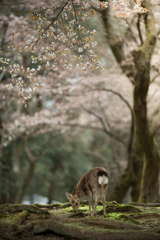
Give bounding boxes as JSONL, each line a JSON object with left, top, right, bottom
{"left": 92, "top": 188, "right": 99, "bottom": 216}
{"left": 88, "top": 191, "right": 93, "bottom": 216}
{"left": 102, "top": 184, "right": 108, "bottom": 217}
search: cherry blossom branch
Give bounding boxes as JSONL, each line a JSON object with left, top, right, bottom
{"left": 71, "top": 0, "right": 82, "bottom": 41}
{"left": 24, "top": 0, "right": 70, "bottom": 68}
{"left": 0, "top": 55, "right": 17, "bottom": 82}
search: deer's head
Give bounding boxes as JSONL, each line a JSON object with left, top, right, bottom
{"left": 65, "top": 192, "right": 80, "bottom": 212}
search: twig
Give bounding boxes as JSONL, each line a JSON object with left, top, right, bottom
{"left": 84, "top": 87, "right": 133, "bottom": 114}
{"left": 124, "top": 17, "right": 137, "bottom": 44}
{"left": 98, "top": 103, "right": 121, "bottom": 173}
{"left": 81, "top": 105, "right": 125, "bottom": 144}
{"left": 150, "top": 72, "right": 160, "bottom": 84}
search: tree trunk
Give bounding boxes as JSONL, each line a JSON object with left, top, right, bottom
{"left": 132, "top": 0, "right": 160, "bottom": 203}
{"left": 130, "top": 142, "right": 143, "bottom": 202}
{"left": 16, "top": 161, "right": 36, "bottom": 203}
{"left": 15, "top": 142, "right": 38, "bottom": 203}
{"left": 100, "top": 0, "right": 160, "bottom": 203}
{"left": 47, "top": 160, "right": 62, "bottom": 204}
{"left": 48, "top": 182, "right": 57, "bottom": 204}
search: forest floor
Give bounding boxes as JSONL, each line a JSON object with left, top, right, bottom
{"left": 1, "top": 201, "right": 160, "bottom": 240}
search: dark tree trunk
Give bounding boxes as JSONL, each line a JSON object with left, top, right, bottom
{"left": 48, "top": 182, "right": 57, "bottom": 204}
{"left": 47, "top": 161, "right": 62, "bottom": 204}
{"left": 100, "top": 0, "right": 160, "bottom": 203}
{"left": 132, "top": 0, "right": 160, "bottom": 203}
{"left": 15, "top": 142, "right": 38, "bottom": 203}
{"left": 16, "top": 161, "right": 36, "bottom": 203}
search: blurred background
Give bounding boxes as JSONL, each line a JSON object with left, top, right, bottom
{"left": 0, "top": 0, "right": 160, "bottom": 205}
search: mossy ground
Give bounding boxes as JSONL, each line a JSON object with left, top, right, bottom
{"left": 1, "top": 202, "right": 160, "bottom": 239}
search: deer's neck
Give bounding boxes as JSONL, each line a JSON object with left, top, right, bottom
{"left": 72, "top": 183, "right": 85, "bottom": 198}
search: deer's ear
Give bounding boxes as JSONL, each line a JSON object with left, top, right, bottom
{"left": 65, "top": 192, "right": 72, "bottom": 201}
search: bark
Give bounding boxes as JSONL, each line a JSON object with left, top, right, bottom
{"left": 107, "top": 94, "right": 135, "bottom": 203}
{"left": 48, "top": 182, "right": 57, "bottom": 204}
{"left": 0, "top": 108, "right": 2, "bottom": 156}
{"left": 0, "top": 107, "right": 3, "bottom": 203}
{"left": 99, "top": 1, "right": 137, "bottom": 203}
{"left": 100, "top": 1, "right": 135, "bottom": 81}
{"left": 130, "top": 141, "right": 143, "bottom": 202}
{"left": 132, "top": 0, "right": 160, "bottom": 203}
{"left": 0, "top": 110, "right": 12, "bottom": 204}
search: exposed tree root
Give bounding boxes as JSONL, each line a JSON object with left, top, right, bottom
{"left": 68, "top": 211, "right": 86, "bottom": 218}
{"left": 130, "top": 202, "right": 160, "bottom": 207}
{"left": 32, "top": 219, "right": 153, "bottom": 240}
{"left": 97, "top": 204, "right": 141, "bottom": 215}
{"left": 15, "top": 223, "right": 33, "bottom": 235}
{"left": 34, "top": 203, "right": 61, "bottom": 209}
{"left": 0, "top": 204, "right": 49, "bottom": 214}
{"left": 1, "top": 203, "right": 160, "bottom": 240}
{"left": 0, "top": 230, "right": 17, "bottom": 240}
{"left": 81, "top": 218, "right": 149, "bottom": 230}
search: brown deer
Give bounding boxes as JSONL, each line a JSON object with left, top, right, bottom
{"left": 65, "top": 167, "right": 109, "bottom": 217}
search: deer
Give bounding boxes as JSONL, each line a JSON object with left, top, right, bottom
{"left": 65, "top": 167, "right": 109, "bottom": 217}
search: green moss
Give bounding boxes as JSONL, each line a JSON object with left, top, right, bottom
{"left": 0, "top": 214, "right": 8, "bottom": 219}
{"left": 107, "top": 212, "right": 122, "bottom": 219}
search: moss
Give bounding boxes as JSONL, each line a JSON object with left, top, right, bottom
{"left": 107, "top": 212, "right": 122, "bottom": 220}
{"left": 0, "top": 221, "right": 18, "bottom": 232}
{"left": 0, "top": 214, "right": 8, "bottom": 219}
{"left": 106, "top": 201, "right": 119, "bottom": 205}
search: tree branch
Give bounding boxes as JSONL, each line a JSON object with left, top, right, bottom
{"left": 150, "top": 72, "right": 160, "bottom": 84}
{"left": 24, "top": 138, "right": 38, "bottom": 164}
{"left": 97, "top": 103, "right": 121, "bottom": 173}
{"left": 136, "top": 13, "right": 143, "bottom": 46}
{"left": 84, "top": 150, "right": 108, "bottom": 163}
{"left": 124, "top": 17, "right": 138, "bottom": 45}
{"left": 81, "top": 105, "right": 125, "bottom": 144}
{"left": 84, "top": 87, "right": 133, "bottom": 115}
{"left": 60, "top": 122, "right": 125, "bottom": 144}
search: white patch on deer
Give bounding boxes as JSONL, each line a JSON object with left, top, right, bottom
{"left": 98, "top": 175, "right": 108, "bottom": 186}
